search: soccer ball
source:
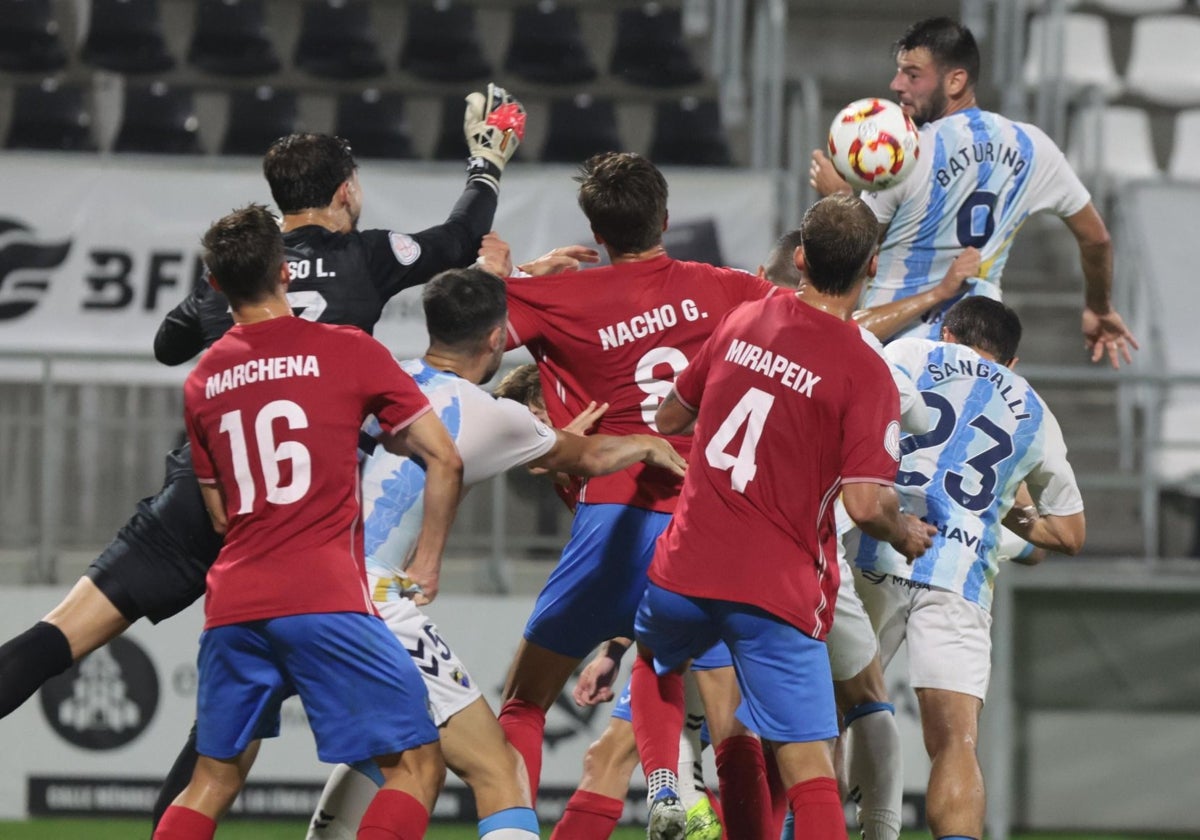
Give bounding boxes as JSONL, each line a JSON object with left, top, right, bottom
{"left": 827, "top": 98, "right": 920, "bottom": 192}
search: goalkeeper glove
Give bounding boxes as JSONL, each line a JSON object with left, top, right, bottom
{"left": 464, "top": 83, "right": 526, "bottom": 192}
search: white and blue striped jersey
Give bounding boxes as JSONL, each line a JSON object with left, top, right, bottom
{"left": 861, "top": 108, "right": 1091, "bottom": 341}
{"left": 360, "top": 359, "right": 556, "bottom": 579}
{"left": 853, "top": 338, "right": 1083, "bottom": 609}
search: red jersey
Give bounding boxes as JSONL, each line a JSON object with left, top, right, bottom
{"left": 506, "top": 255, "right": 775, "bottom": 512}
{"left": 649, "top": 294, "right": 901, "bottom": 638}
{"left": 184, "top": 317, "right": 431, "bottom": 629}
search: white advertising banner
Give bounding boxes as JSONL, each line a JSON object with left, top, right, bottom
{"left": 0, "top": 154, "right": 777, "bottom": 366}
{"left": 0, "top": 586, "right": 929, "bottom": 826}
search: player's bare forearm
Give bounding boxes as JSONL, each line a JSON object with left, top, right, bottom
{"left": 1002, "top": 505, "right": 1085, "bottom": 556}
{"left": 1079, "top": 239, "right": 1114, "bottom": 314}
{"left": 406, "top": 455, "right": 464, "bottom": 604}
{"left": 540, "top": 431, "right": 685, "bottom": 478}
{"left": 843, "top": 482, "right": 935, "bottom": 562}
{"left": 199, "top": 483, "right": 228, "bottom": 536}
{"left": 655, "top": 390, "right": 697, "bottom": 436}
{"left": 854, "top": 289, "right": 944, "bottom": 342}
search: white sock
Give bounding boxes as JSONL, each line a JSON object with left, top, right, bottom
{"left": 647, "top": 767, "right": 680, "bottom": 803}
{"left": 307, "top": 763, "right": 380, "bottom": 840}
{"left": 845, "top": 703, "right": 903, "bottom": 840}
{"left": 480, "top": 828, "right": 539, "bottom": 839}
{"left": 678, "top": 674, "right": 708, "bottom": 809}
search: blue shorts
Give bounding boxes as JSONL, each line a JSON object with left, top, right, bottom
{"left": 635, "top": 583, "right": 838, "bottom": 744}
{"left": 524, "top": 503, "right": 672, "bottom": 659}
{"left": 611, "top": 640, "right": 733, "bottom": 724}
{"left": 197, "top": 612, "right": 438, "bottom": 764}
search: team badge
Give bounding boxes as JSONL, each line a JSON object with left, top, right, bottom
{"left": 451, "top": 668, "right": 470, "bottom": 688}
{"left": 389, "top": 232, "right": 422, "bottom": 266}
{"left": 884, "top": 420, "right": 901, "bottom": 461}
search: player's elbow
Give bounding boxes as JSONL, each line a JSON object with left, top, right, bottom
{"left": 1054, "top": 513, "right": 1087, "bottom": 556}
{"left": 842, "top": 486, "right": 885, "bottom": 530}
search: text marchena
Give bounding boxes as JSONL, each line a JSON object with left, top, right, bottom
{"left": 205, "top": 355, "right": 320, "bottom": 398}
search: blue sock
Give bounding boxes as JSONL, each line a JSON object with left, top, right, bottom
{"left": 780, "top": 809, "right": 795, "bottom": 840}
{"left": 478, "top": 806, "right": 539, "bottom": 836}
{"left": 937, "top": 836, "right": 978, "bottom": 840}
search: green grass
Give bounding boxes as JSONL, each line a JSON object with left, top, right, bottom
{"left": 0, "top": 822, "right": 1191, "bottom": 840}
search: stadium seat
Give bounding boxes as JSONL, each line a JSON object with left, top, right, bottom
{"left": 294, "top": 0, "right": 385, "bottom": 80}
{"left": 1023, "top": 13, "right": 1120, "bottom": 98}
{"left": 435, "top": 94, "right": 487, "bottom": 161}
{"left": 114, "top": 82, "right": 202, "bottom": 155}
{"left": 188, "top": 0, "right": 280, "bottom": 77}
{"left": 504, "top": 3, "right": 596, "bottom": 85}
{"left": 335, "top": 90, "right": 416, "bottom": 160}
{"left": 540, "top": 95, "right": 622, "bottom": 163}
{"left": 650, "top": 98, "right": 731, "bottom": 167}
{"left": 1125, "top": 15, "right": 1200, "bottom": 107}
{"left": 0, "top": 0, "right": 66, "bottom": 73}
{"left": 1168, "top": 108, "right": 1200, "bottom": 181}
{"left": 221, "top": 86, "right": 299, "bottom": 156}
{"left": 1067, "top": 105, "right": 1159, "bottom": 183}
{"left": 610, "top": 4, "right": 702, "bottom": 88}
{"left": 4, "top": 80, "right": 96, "bottom": 151}
{"left": 400, "top": 2, "right": 490, "bottom": 82}
{"left": 81, "top": 0, "right": 175, "bottom": 74}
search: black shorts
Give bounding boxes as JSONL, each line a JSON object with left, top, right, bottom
{"left": 85, "top": 446, "right": 223, "bottom": 625}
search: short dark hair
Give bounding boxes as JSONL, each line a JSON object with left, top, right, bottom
{"left": 262, "top": 133, "right": 357, "bottom": 214}
{"left": 797, "top": 195, "right": 879, "bottom": 296}
{"left": 493, "top": 364, "right": 543, "bottom": 407}
{"left": 576, "top": 152, "right": 668, "bottom": 255}
{"left": 201, "top": 204, "right": 284, "bottom": 307}
{"left": 423, "top": 267, "right": 508, "bottom": 348}
{"left": 895, "top": 17, "right": 980, "bottom": 87}
{"left": 762, "top": 229, "right": 805, "bottom": 289}
{"left": 943, "top": 296, "right": 1022, "bottom": 365}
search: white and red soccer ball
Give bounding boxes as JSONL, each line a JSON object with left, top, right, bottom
{"left": 827, "top": 98, "right": 920, "bottom": 192}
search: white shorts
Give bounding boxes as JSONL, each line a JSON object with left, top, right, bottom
{"left": 853, "top": 568, "right": 993, "bottom": 701}
{"left": 368, "top": 573, "right": 482, "bottom": 726}
{"left": 825, "top": 536, "right": 879, "bottom": 682}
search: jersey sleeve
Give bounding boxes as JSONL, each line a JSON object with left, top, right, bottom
{"left": 714, "top": 266, "right": 776, "bottom": 304}
{"left": 672, "top": 322, "right": 723, "bottom": 413}
{"left": 1024, "top": 407, "right": 1085, "bottom": 516}
{"left": 861, "top": 329, "right": 929, "bottom": 434}
{"left": 840, "top": 347, "right": 901, "bottom": 484}
{"left": 504, "top": 276, "right": 545, "bottom": 350}
{"left": 354, "top": 335, "right": 432, "bottom": 434}
{"left": 362, "top": 182, "right": 499, "bottom": 302}
{"left": 154, "top": 284, "right": 207, "bottom": 366}
{"left": 1023, "top": 122, "right": 1092, "bottom": 218}
{"left": 457, "top": 390, "right": 557, "bottom": 484}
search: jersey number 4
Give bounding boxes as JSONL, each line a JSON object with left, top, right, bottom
{"left": 705, "top": 387, "right": 776, "bottom": 493}
{"left": 218, "top": 400, "right": 312, "bottom": 514}
{"left": 898, "top": 390, "right": 1013, "bottom": 512}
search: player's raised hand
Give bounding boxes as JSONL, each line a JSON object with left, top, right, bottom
{"left": 563, "top": 400, "right": 609, "bottom": 436}
{"left": 895, "top": 513, "right": 936, "bottom": 564}
{"left": 573, "top": 648, "right": 623, "bottom": 707}
{"left": 810, "top": 149, "right": 854, "bottom": 197}
{"left": 936, "top": 247, "right": 981, "bottom": 299}
{"left": 643, "top": 437, "right": 687, "bottom": 478}
{"left": 519, "top": 245, "right": 602, "bottom": 277}
{"left": 476, "top": 231, "right": 513, "bottom": 277}
{"left": 464, "top": 83, "right": 526, "bottom": 192}
{"left": 1082, "top": 306, "right": 1139, "bottom": 369}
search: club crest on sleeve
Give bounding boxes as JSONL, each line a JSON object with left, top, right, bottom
{"left": 389, "top": 232, "right": 422, "bottom": 266}
{"left": 884, "top": 420, "right": 901, "bottom": 461}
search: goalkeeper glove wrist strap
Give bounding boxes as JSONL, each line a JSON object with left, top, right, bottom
{"left": 466, "top": 156, "right": 503, "bottom": 192}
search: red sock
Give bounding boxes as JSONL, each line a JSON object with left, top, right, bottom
{"left": 715, "top": 735, "right": 772, "bottom": 840}
{"left": 630, "top": 656, "right": 684, "bottom": 782}
{"left": 357, "top": 789, "right": 430, "bottom": 840}
{"left": 765, "top": 744, "right": 789, "bottom": 838}
{"left": 550, "top": 789, "right": 625, "bottom": 840}
{"left": 499, "top": 698, "right": 547, "bottom": 803}
{"left": 152, "top": 805, "right": 215, "bottom": 840}
{"left": 786, "top": 777, "right": 847, "bottom": 840}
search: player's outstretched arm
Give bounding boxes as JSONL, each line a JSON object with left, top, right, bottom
{"left": 517, "top": 245, "right": 602, "bottom": 277}
{"left": 843, "top": 482, "right": 935, "bottom": 563}
{"left": 464, "top": 83, "right": 526, "bottom": 194}
{"left": 1002, "top": 505, "right": 1085, "bottom": 556}
{"left": 1063, "top": 203, "right": 1139, "bottom": 368}
{"left": 854, "top": 247, "right": 981, "bottom": 342}
{"left": 530, "top": 431, "right": 686, "bottom": 479}
{"left": 655, "top": 390, "right": 698, "bottom": 436}
{"left": 382, "top": 412, "right": 464, "bottom": 605}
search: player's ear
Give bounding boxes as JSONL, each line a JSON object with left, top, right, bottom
{"left": 591, "top": 227, "right": 605, "bottom": 246}
{"left": 206, "top": 272, "right": 220, "bottom": 292}
{"left": 662, "top": 210, "right": 669, "bottom": 233}
{"left": 941, "top": 327, "right": 957, "bottom": 344}
{"left": 793, "top": 246, "right": 807, "bottom": 275}
{"left": 944, "top": 67, "right": 969, "bottom": 99}
{"left": 1007, "top": 355, "right": 1019, "bottom": 370}
{"left": 278, "top": 260, "right": 290, "bottom": 289}
{"left": 755, "top": 264, "right": 767, "bottom": 278}
{"left": 489, "top": 324, "right": 505, "bottom": 350}
{"left": 866, "top": 253, "right": 879, "bottom": 279}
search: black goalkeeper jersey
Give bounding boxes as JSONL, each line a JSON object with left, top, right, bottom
{"left": 153, "top": 181, "right": 496, "bottom": 364}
